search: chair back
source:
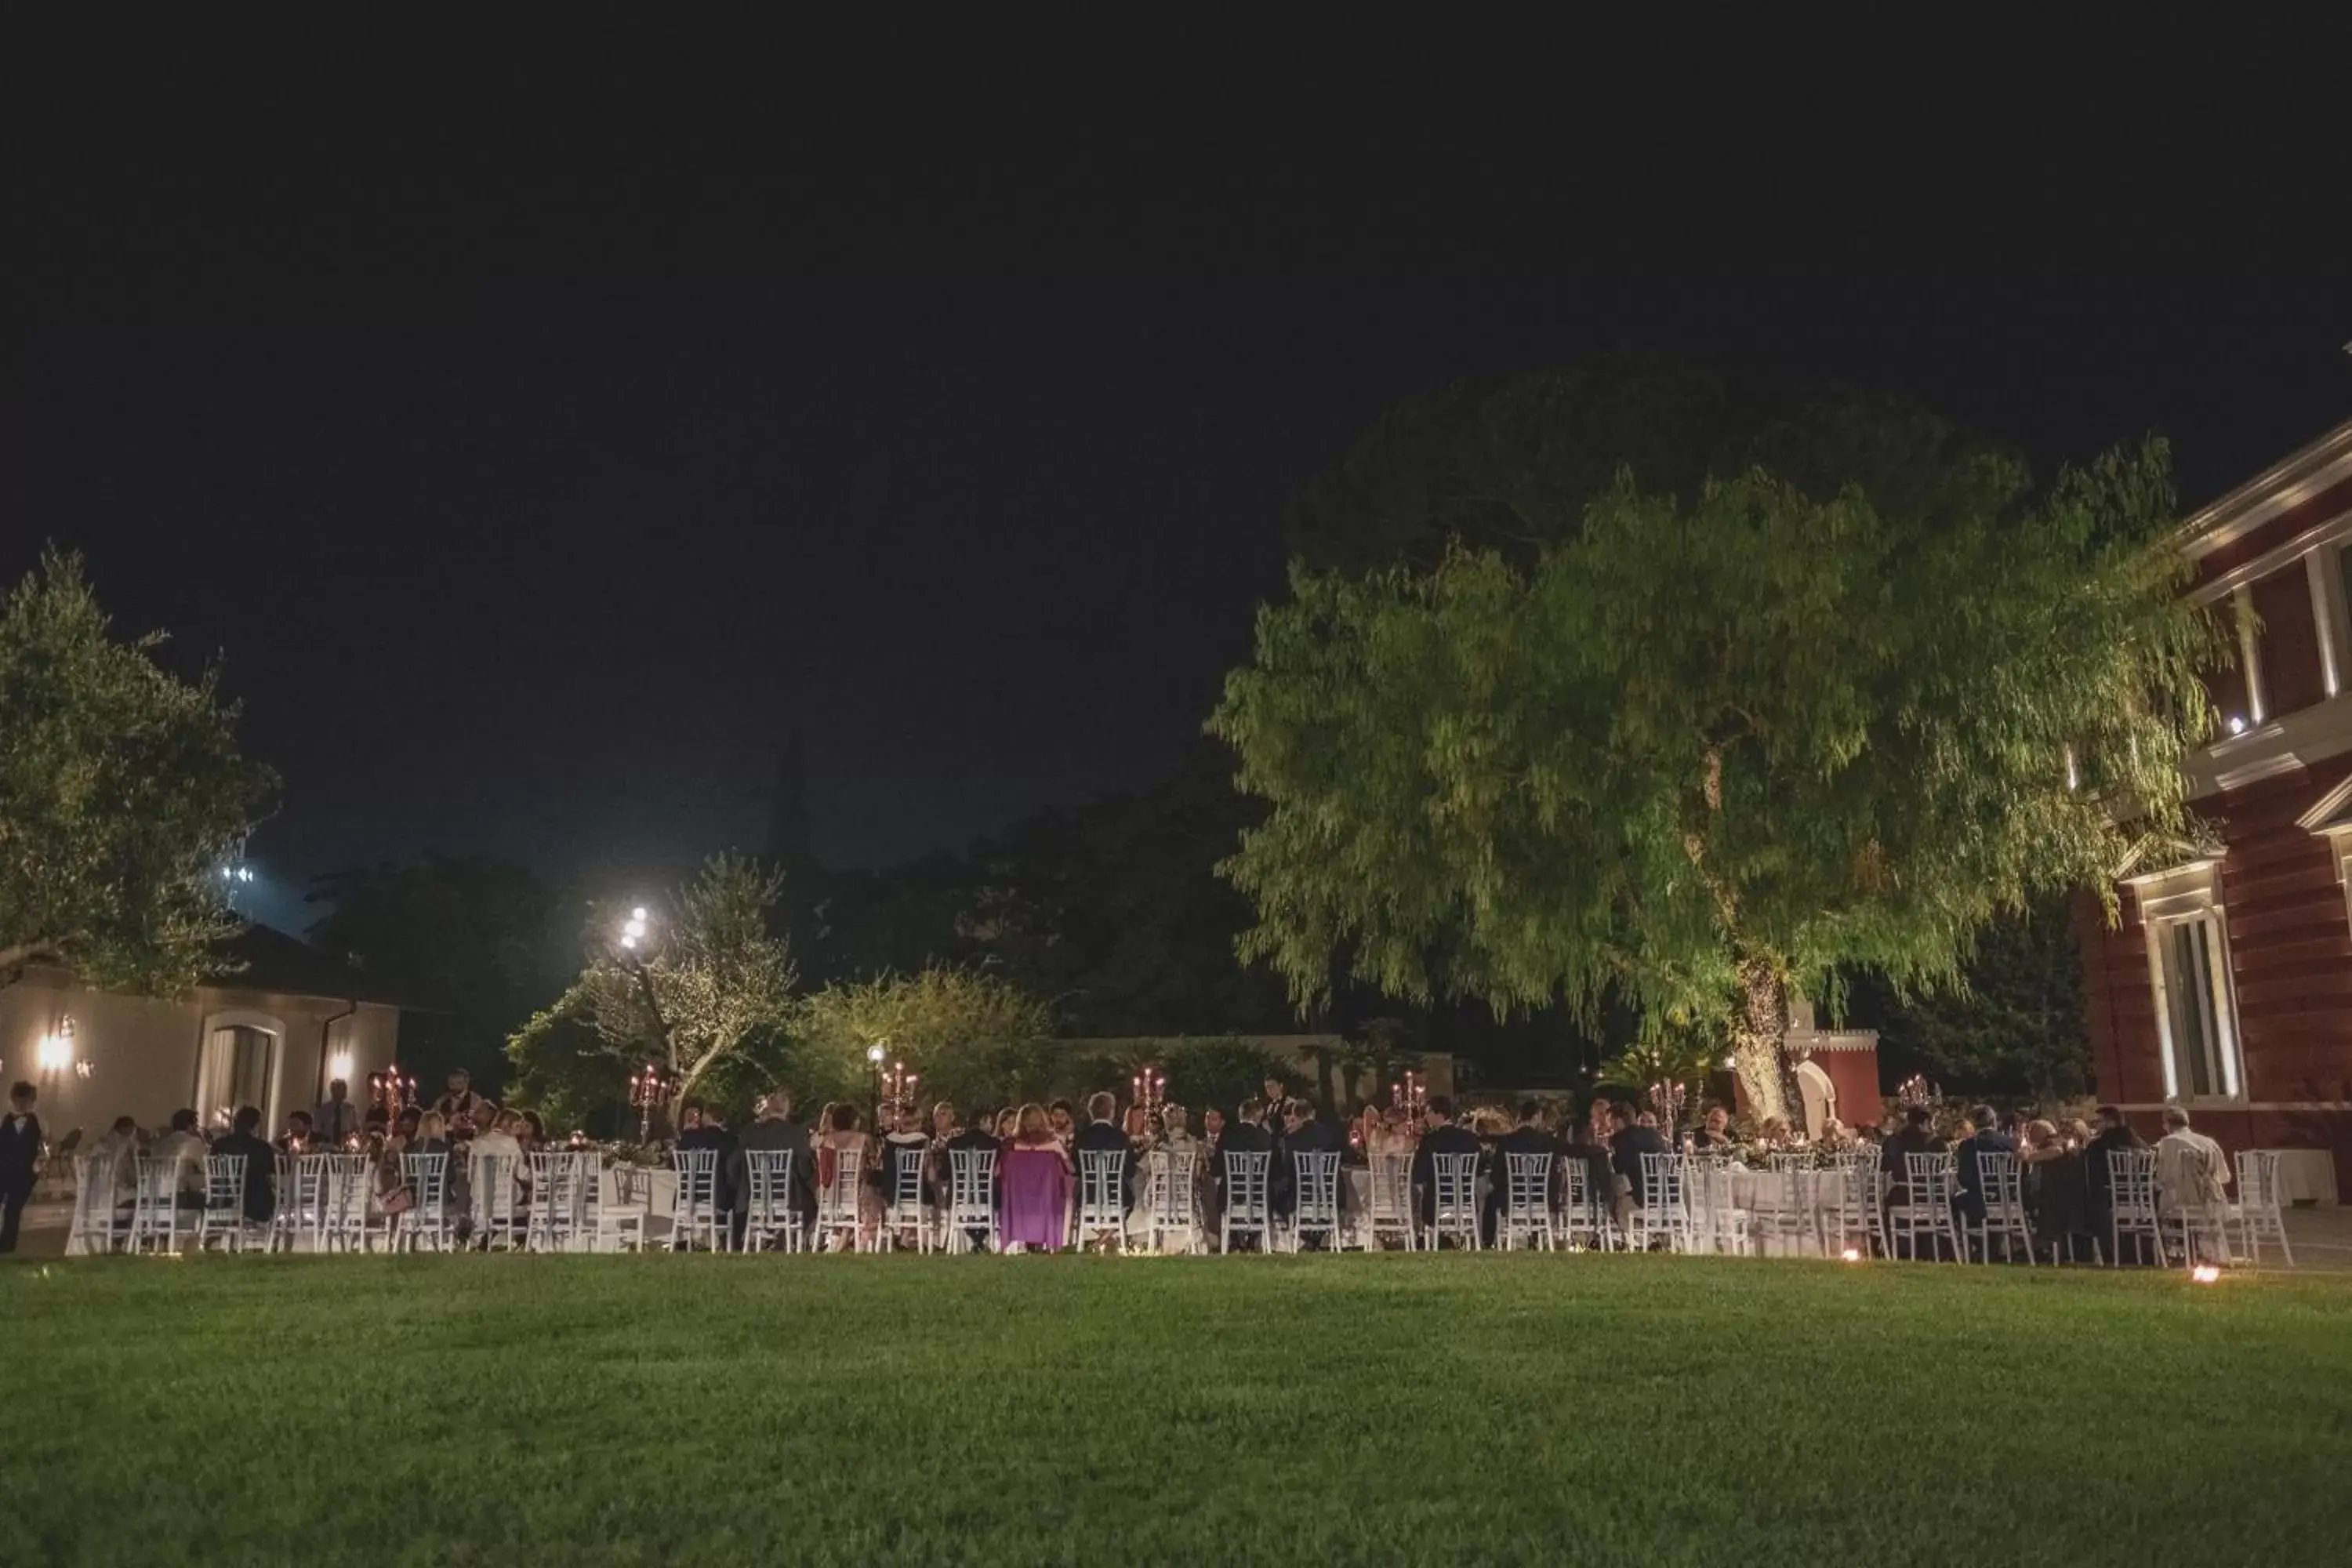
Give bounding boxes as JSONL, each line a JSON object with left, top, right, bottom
{"left": 1149, "top": 1149, "right": 1196, "bottom": 1230}
{"left": 1432, "top": 1151, "right": 1480, "bottom": 1225}
{"left": 1901, "top": 1152, "right": 1954, "bottom": 1208}
{"left": 202, "top": 1155, "right": 247, "bottom": 1218}
{"left": 1078, "top": 1149, "right": 1127, "bottom": 1233}
{"left": 947, "top": 1147, "right": 997, "bottom": 1228}
{"left": 1977, "top": 1152, "right": 2027, "bottom": 1214}
{"left": 818, "top": 1145, "right": 864, "bottom": 1229}
{"left": 1291, "top": 1150, "right": 1342, "bottom": 1232}
{"left": 74, "top": 1152, "right": 125, "bottom": 1252}
{"left": 1639, "top": 1152, "right": 1686, "bottom": 1214}
{"left": 131, "top": 1155, "right": 180, "bottom": 1219}
{"left": 1503, "top": 1152, "right": 1552, "bottom": 1218}
{"left": 471, "top": 1152, "right": 520, "bottom": 1233}
{"left": 2107, "top": 1149, "right": 2159, "bottom": 1220}
{"left": 670, "top": 1147, "right": 719, "bottom": 1216}
{"left": 404, "top": 1152, "right": 451, "bottom": 1235}
{"left": 1222, "top": 1149, "right": 1272, "bottom": 1224}
{"left": 889, "top": 1144, "right": 928, "bottom": 1208}
{"left": 1367, "top": 1152, "right": 1414, "bottom": 1229}
{"left": 2235, "top": 1149, "right": 2284, "bottom": 1213}
{"left": 743, "top": 1149, "right": 797, "bottom": 1224}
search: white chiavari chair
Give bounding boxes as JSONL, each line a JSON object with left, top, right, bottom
{"left": 1366, "top": 1152, "right": 1417, "bottom": 1251}
{"left": 1428, "top": 1152, "right": 1482, "bottom": 1250}
{"left": 814, "top": 1145, "right": 864, "bottom": 1254}
{"left": 2231, "top": 1149, "right": 2293, "bottom": 1268}
{"left": 1630, "top": 1153, "right": 1692, "bottom": 1253}
{"left": 1561, "top": 1156, "right": 1613, "bottom": 1250}
{"left": 946, "top": 1147, "right": 997, "bottom": 1254}
{"left": 198, "top": 1155, "right": 250, "bottom": 1253}
{"left": 1829, "top": 1153, "right": 1884, "bottom": 1258}
{"left": 402, "top": 1152, "right": 452, "bottom": 1252}
{"left": 1965, "top": 1152, "right": 2034, "bottom": 1265}
{"left": 471, "top": 1152, "right": 524, "bottom": 1250}
{"left": 1759, "top": 1153, "right": 1819, "bottom": 1257}
{"left": 1145, "top": 1149, "right": 1200, "bottom": 1254}
{"left": 1219, "top": 1149, "right": 1272, "bottom": 1253}
{"left": 667, "top": 1146, "right": 723, "bottom": 1252}
{"left": 1286, "top": 1150, "right": 1342, "bottom": 1253}
{"left": 742, "top": 1149, "right": 803, "bottom": 1253}
{"left": 1066, "top": 1147, "right": 1126, "bottom": 1253}
{"left": 129, "top": 1156, "right": 190, "bottom": 1254}
{"left": 1685, "top": 1156, "right": 1747, "bottom": 1256}
{"left": 883, "top": 1144, "right": 933, "bottom": 1253}
{"left": 318, "top": 1153, "right": 372, "bottom": 1253}
{"left": 2107, "top": 1149, "right": 2162, "bottom": 1268}
{"left": 1888, "top": 1152, "right": 1959, "bottom": 1263}
{"left": 1497, "top": 1152, "right": 1555, "bottom": 1251}
{"left": 72, "top": 1152, "right": 128, "bottom": 1255}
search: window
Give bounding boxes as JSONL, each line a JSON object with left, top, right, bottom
{"left": 198, "top": 1024, "right": 278, "bottom": 1126}
{"left": 2129, "top": 858, "right": 2244, "bottom": 1102}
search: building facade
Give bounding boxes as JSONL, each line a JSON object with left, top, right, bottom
{"left": 0, "top": 926, "right": 401, "bottom": 1141}
{"left": 2078, "top": 419, "right": 2352, "bottom": 1200}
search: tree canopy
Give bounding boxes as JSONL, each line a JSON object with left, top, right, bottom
{"left": 795, "top": 965, "right": 1055, "bottom": 1112}
{"left": 0, "top": 548, "right": 276, "bottom": 992}
{"left": 1212, "top": 440, "right": 2221, "bottom": 1118}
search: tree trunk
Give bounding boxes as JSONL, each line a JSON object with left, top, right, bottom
{"left": 1730, "top": 958, "right": 1792, "bottom": 1124}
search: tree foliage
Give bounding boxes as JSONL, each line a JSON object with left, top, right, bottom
{"left": 794, "top": 964, "right": 1055, "bottom": 1113}
{"left": 1857, "top": 895, "right": 2092, "bottom": 1100}
{"left": 1212, "top": 439, "right": 2221, "bottom": 1119}
{"left": 506, "top": 855, "right": 797, "bottom": 1123}
{"left": 0, "top": 548, "right": 276, "bottom": 991}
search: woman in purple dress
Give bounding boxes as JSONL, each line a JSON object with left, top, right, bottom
{"left": 997, "top": 1103, "right": 1073, "bottom": 1252}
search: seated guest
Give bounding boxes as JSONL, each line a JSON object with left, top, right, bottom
{"left": 997, "top": 1103, "right": 1073, "bottom": 1252}
{"left": 1259, "top": 1079, "right": 1288, "bottom": 1133}
{"left": 1072, "top": 1091, "right": 1134, "bottom": 1213}
{"left": 931, "top": 1100, "right": 960, "bottom": 1145}
{"left": 938, "top": 1101, "right": 1003, "bottom": 1249}
{"left": 1279, "top": 1098, "right": 1345, "bottom": 1234}
{"left": 209, "top": 1105, "right": 278, "bottom": 1223}
{"left": 738, "top": 1089, "right": 816, "bottom": 1215}
{"left": 1878, "top": 1105, "right": 1942, "bottom": 1200}
{"left": 1606, "top": 1102, "right": 1671, "bottom": 1229}
{"left": 1756, "top": 1115, "right": 1793, "bottom": 1149}
{"left": 993, "top": 1107, "right": 1020, "bottom": 1142}
{"left": 2082, "top": 1103, "right": 2147, "bottom": 1251}
{"left": 1488, "top": 1101, "right": 1559, "bottom": 1243}
{"left": 433, "top": 1069, "right": 492, "bottom": 1134}
{"left": 150, "top": 1109, "right": 209, "bottom": 1208}
{"left": 466, "top": 1112, "right": 528, "bottom": 1238}
{"left": 1818, "top": 1116, "right": 1849, "bottom": 1149}
{"left": 1952, "top": 1104, "right": 2016, "bottom": 1229}
{"left": 2153, "top": 1105, "right": 2232, "bottom": 1221}
{"left": 1216, "top": 1099, "right": 1276, "bottom": 1249}
{"left": 1046, "top": 1101, "right": 1077, "bottom": 1149}
{"left": 1688, "top": 1105, "right": 1736, "bottom": 1151}
{"left": 1408, "top": 1097, "right": 1484, "bottom": 1238}
{"left": 274, "top": 1112, "right": 314, "bottom": 1156}
{"left": 358, "top": 1107, "right": 391, "bottom": 1149}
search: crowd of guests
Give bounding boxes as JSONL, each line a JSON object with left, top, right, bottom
{"left": 13, "top": 1061, "right": 2249, "bottom": 1263}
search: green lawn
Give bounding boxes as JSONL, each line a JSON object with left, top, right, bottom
{"left": 5, "top": 1253, "right": 2345, "bottom": 1566}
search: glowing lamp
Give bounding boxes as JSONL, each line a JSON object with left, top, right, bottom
{"left": 1841, "top": 1247, "right": 1863, "bottom": 1263}
{"left": 2191, "top": 1265, "right": 2221, "bottom": 1284}
{"left": 866, "top": 1044, "right": 887, "bottom": 1065}
{"left": 2227, "top": 716, "right": 2247, "bottom": 735}
{"left": 327, "top": 1050, "right": 357, "bottom": 1083}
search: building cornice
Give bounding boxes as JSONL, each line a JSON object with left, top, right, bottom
{"left": 2176, "top": 417, "right": 2352, "bottom": 561}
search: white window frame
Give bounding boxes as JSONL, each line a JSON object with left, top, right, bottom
{"left": 2127, "top": 858, "right": 2245, "bottom": 1104}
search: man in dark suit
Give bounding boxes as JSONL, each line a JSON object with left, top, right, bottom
{"left": 1951, "top": 1103, "right": 2016, "bottom": 1231}
{"left": 1216, "top": 1099, "right": 1276, "bottom": 1250}
{"left": 1878, "top": 1105, "right": 1942, "bottom": 1200}
{"left": 2083, "top": 1102, "right": 2148, "bottom": 1259}
{"left": 1410, "top": 1096, "right": 1484, "bottom": 1239}
{"left": 733, "top": 1090, "right": 816, "bottom": 1246}
{"left": 1072, "top": 1090, "right": 1134, "bottom": 1219}
{"left": 1, "top": 1081, "right": 45, "bottom": 1253}
{"left": 1277, "top": 1098, "right": 1345, "bottom": 1237}
{"left": 1487, "top": 1100, "right": 1559, "bottom": 1244}
{"left": 938, "top": 1103, "right": 1004, "bottom": 1250}
{"left": 211, "top": 1104, "right": 278, "bottom": 1225}
{"left": 677, "top": 1102, "right": 740, "bottom": 1214}
{"left": 1605, "top": 1102, "right": 1671, "bottom": 1228}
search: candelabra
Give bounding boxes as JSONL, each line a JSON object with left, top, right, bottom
{"left": 1894, "top": 1073, "right": 1941, "bottom": 1111}
{"left": 368, "top": 1064, "right": 415, "bottom": 1122}
{"left": 1131, "top": 1065, "right": 1165, "bottom": 1129}
{"left": 1647, "top": 1078, "right": 1687, "bottom": 1133}
{"left": 1388, "top": 1070, "right": 1428, "bottom": 1120}
{"left": 880, "top": 1058, "right": 920, "bottom": 1120}
{"left": 629, "top": 1063, "right": 670, "bottom": 1142}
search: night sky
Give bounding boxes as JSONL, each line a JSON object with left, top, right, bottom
{"left": 12, "top": 129, "right": 2349, "bottom": 929}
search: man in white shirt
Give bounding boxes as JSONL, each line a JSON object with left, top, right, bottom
{"left": 466, "top": 1111, "right": 526, "bottom": 1243}
{"left": 2154, "top": 1105, "right": 2232, "bottom": 1263}
{"left": 148, "top": 1109, "right": 210, "bottom": 1207}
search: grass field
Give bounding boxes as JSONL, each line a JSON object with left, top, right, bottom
{"left": 5, "top": 1253, "right": 2346, "bottom": 1566}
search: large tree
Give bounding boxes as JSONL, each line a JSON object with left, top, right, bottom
{"left": 506, "top": 854, "right": 798, "bottom": 1125}
{"left": 0, "top": 548, "right": 275, "bottom": 991}
{"left": 1211, "top": 442, "right": 2220, "bottom": 1120}
{"left": 796, "top": 965, "right": 1055, "bottom": 1112}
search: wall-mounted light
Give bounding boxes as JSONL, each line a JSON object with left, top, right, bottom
{"left": 2227, "top": 715, "right": 2248, "bottom": 735}
{"left": 37, "top": 1017, "right": 76, "bottom": 1074}
{"left": 328, "top": 1050, "right": 357, "bottom": 1083}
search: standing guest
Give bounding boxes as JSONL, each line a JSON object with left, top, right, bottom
{"left": 274, "top": 1111, "right": 315, "bottom": 1156}
{"left": 1688, "top": 1105, "right": 1736, "bottom": 1151}
{"left": 1072, "top": 1091, "right": 1134, "bottom": 1214}
{"left": 1586, "top": 1097, "right": 1614, "bottom": 1149}
{"left": 1605, "top": 1102, "right": 1671, "bottom": 1230}
{"left": 151, "top": 1109, "right": 210, "bottom": 1209}
{"left": 1258, "top": 1079, "right": 1288, "bottom": 1134}
{"left": 210, "top": 1105, "right": 278, "bottom": 1224}
{"left": 0, "top": 1082, "right": 45, "bottom": 1253}
{"left": 997, "top": 1103, "right": 1073, "bottom": 1252}
{"left": 313, "top": 1079, "right": 363, "bottom": 1143}
{"left": 2153, "top": 1105, "right": 2232, "bottom": 1254}
{"left": 1409, "top": 1097, "right": 1484, "bottom": 1239}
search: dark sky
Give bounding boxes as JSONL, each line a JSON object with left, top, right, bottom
{"left": 10, "top": 129, "right": 2349, "bottom": 928}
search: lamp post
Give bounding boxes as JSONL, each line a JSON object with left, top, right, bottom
{"left": 614, "top": 905, "right": 675, "bottom": 1137}
{"left": 866, "top": 1043, "right": 887, "bottom": 1128}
